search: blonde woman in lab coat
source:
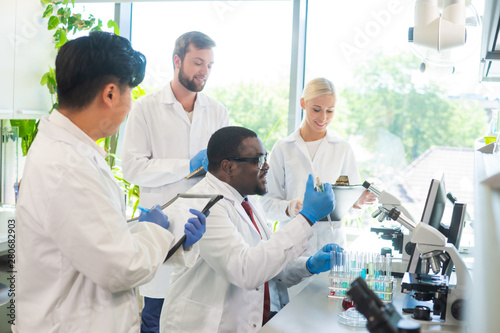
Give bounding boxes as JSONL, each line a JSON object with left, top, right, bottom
{"left": 261, "top": 77, "right": 376, "bottom": 254}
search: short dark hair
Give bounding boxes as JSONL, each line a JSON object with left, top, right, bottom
{"left": 172, "top": 31, "right": 216, "bottom": 65}
{"left": 207, "top": 126, "right": 257, "bottom": 172}
{"left": 56, "top": 31, "right": 146, "bottom": 111}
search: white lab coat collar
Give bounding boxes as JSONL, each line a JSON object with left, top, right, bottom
{"left": 205, "top": 172, "right": 244, "bottom": 206}
{"left": 160, "top": 83, "right": 210, "bottom": 127}
{"left": 46, "top": 110, "right": 107, "bottom": 158}
{"left": 161, "top": 82, "right": 210, "bottom": 108}
{"left": 204, "top": 172, "right": 268, "bottom": 239}
{"left": 284, "top": 128, "right": 342, "bottom": 144}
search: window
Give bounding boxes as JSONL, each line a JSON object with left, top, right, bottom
{"left": 130, "top": 1, "right": 293, "bottom": 151}
{"left": 306, "top": 0, "right": 489, "bottom": 250}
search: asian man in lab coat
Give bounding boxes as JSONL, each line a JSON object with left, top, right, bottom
{"left": 122, "top": 31, "right": 230, "bottom": 332}
{"left": 160, "top": 126, "right": 341, "bottom": 333}
{"left": 14, "top": 31, "right": 207, "bottom": 333}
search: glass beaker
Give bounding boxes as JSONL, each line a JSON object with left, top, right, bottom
{"left": 1, "top": 126, "right": 19, "bottom": 206}
{"left": 494, "top": 132, "right": 500, "bottom": 156}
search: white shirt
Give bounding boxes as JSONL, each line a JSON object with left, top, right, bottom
{"left": 160, "top": 173, "right": 314, "bottom": 333}
{"left": 260, "top": 129, "right": 362, "bottom": 252}
{"left": 122, "top": 83, "right": 230, "bottom": 298}
{"left": 14, "top": 111, "right": 175, "bottom": 333}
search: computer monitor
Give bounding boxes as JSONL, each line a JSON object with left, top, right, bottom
{"left": 407, "top": 175, "right": 447, "bottom": 274}
{"left": 418, "top": 175, "right": 466, "bottom": 252}
{"left": 406, "top": 174, "right": 467, "bottom": 276}
{"left": 420, "top": 176, "right": 446, "bottom": 231}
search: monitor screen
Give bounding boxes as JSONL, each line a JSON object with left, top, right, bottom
{"left": 406, "top": 174, "right": 467, "bottom": 276}
{"left": 420, "top": 176, "right": 446, "bottom": 230}
{"left": 407, "top": 175, "right": 447, "bottom": 274}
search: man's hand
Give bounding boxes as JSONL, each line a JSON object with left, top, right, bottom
{"left": 299, "top": 174, "right": 336, "bottom": 224}
{"left": 139, "top": 204, "right": 170, "bottom": 230}
{"left": 183, "top": 209, "right": 209, "bottom": 249}
{"left": 306, "top": 243, "right": 343, "bottom": 274}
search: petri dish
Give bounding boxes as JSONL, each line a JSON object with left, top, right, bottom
{"left": 338, "top": 307, "right": 367, "bottom": 328}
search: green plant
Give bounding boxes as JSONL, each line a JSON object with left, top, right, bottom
{"left": 14, "top": 1, "right": 119, "bottom": 156}
{"left": 17, "top": 1, "right": 144, "bottom": 217}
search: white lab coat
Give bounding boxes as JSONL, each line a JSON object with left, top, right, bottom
{"left": 160, "top": 173, "right": 315, "bottom": 333}
{"left": 122, "top": 83, "right": 230, "bottom": 298}
{"left": 260, "top": 129, "right": 362, "bottom": 254}
{"left": 14, "top": 111, "right": 176, "bottom": 333}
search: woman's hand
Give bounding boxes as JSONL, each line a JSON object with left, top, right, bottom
{"left": 286, "top": 199, "right": 303, "bottom": 218}
{"left": 354, "top": 189, "right": 377, "bottom": 209}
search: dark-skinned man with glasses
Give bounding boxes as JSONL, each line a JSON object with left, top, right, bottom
{"left": 159, "top": 126, "right": 341, "bottom": 333}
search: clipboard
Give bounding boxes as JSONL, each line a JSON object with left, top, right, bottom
{"left": 320, "top": 185, "right": 365, "bottom": 221}
{"left": 185, "top": 166, "right": 206, "bottom": 179}
{"left": 127, "top": 193, "right": 223, "bottom": 261}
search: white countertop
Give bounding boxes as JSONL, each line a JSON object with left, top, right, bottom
{"left": 259, "top": 273, "right": 465, "bottom": 333}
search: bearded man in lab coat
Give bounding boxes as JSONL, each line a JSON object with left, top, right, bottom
{"left": 160, "top": 126, "right": 341, "bottom": 333}
{"left": 122, "top": 31, "right": 230, "bottom": 332}
{"left": 14, "top": 31, "right": 207, "bottom": 333}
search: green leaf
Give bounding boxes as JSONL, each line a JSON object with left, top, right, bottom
{"left": 131, "top": 200, "right": 140, "bottom": 219}
{"left": 43, "top": 5, "right": 54, "bottom": 18}
{"left": 10, "top": 119, "right": 36, "bottom": 138}
{"left": 47, "top": 16, "right": 59, "bottom": 30}
{"left": 55, "top": 29, "right": 67, "bottom": 49}
{"left": 107, "top": 19, "right": 119, "bottom": 35}
{"left": 67, "top": 15, "right": 77, "bottom": 28}
{"left": 132, "top": 85, "right": 147, "bottom": 101}
{"left": 40, "top": 72, "right": 49, "bottom": 86}
{"left": 40, "top": 0, "right": 52, "bottom": 5}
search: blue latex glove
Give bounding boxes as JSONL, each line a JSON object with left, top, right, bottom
{"left": 306, "top": 243, "right": 343, "bottom": 274}
{"left": 139, "top": 204, "right": 170, "bottom": 230}
{"left": 202, "top": 156, "right": 209, "bottom": 172}
{"left": 299, "top": 174, "right": 336, "bottom": 224}
{"left": 190, "top": 149, "right": 207, "bottom": 173}
{"left": 183, "top": 209, "right": 209, "bottom": 249}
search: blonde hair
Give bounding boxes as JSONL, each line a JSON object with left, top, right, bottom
{"left": 302, "top": 78, "right": 336, "bottom": 103}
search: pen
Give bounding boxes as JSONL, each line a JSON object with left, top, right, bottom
{"left": 137, "top": 206, "right": 150, "bottom": 213}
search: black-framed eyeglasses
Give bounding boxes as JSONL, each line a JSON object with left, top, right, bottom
{"left": 226, "top": 152, "right": 268, "bottom": 169}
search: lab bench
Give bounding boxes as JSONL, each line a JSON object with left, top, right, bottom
{"left": 259, "top": 272, "right": 464, "bottom": 333}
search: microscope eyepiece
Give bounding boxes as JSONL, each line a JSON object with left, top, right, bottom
{"left": 388, "top": 208, "right": 401, "bottom": 221}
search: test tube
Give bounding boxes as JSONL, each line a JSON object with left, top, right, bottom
{"left": 336, "top": 250, "right": 343, "bottom": 289}
{"left": 385, "top": 253, "right": 392, "bottom": 301}
{"left": 343, "top": 251, "right": 349, "bottom": 295}
{"left": 375, "top": 254, "right": 381, "bottom": 297}
{"left": 360, "top": 252, "right": 367, "bottom": 279}
{"left": 330, "top": 249, "right": 335, "bottom": 275}
{"left": 385, "top": 253, "right": 392, "bottom": 280}
{"left": 350, "top": 252, "right": 357, "bottom": 279}
{"left": 330, "top": 249, "right": 336, "bottom": 291}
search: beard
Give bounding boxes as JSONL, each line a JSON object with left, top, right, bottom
{"left": 178, "top": 63, "right": 205, "bottom": 92}
{"left": 255, "top": 186, "right": 268, "bottom": 196}
{"left": 255, "top": 180, "right": 268, "bottom": 196}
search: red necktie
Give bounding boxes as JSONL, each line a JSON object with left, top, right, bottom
{"left": 241, "top": 199, "right": 271, "bottom": 325}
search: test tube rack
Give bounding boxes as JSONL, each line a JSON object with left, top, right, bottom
{"left": 328, "top": 275, "right": 395, "bottom": 302}
{"left": 328, "top": 251, "right": 394, "bottom": 302}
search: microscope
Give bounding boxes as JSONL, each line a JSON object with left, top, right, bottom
{"left": 388, "top": 207, "right": 471, "bottom": 327}
{"left": 347, "top": 277, "right": 421, "bottom": 333}
{"left": 362, "top": 181, "right": 416, "bottom": 275}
